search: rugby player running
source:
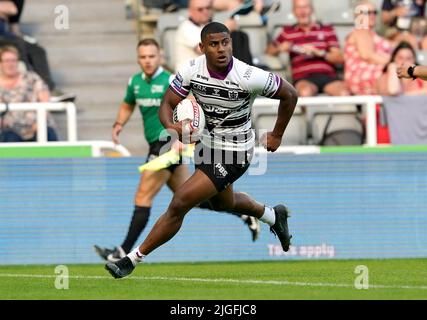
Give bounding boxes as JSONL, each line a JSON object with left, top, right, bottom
{"left": 105, "top": 22, "right": 298, "bottom": 278}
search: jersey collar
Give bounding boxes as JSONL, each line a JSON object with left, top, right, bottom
{"left": 141, "top": 66, "right": 164, "bottom": 81}
{"left": 207, "top": 58, "right": 233, "bottom": 80}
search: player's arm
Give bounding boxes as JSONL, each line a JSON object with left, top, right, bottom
{"left": 159, "top": 88, "right": 186, "bottom": 140}
{"left": 261, "top": 79, "right": 298, "bottom": 152}
{"left": 112, "top": 102, "right": 135, "bottom": 145}
{"left": 397, "top": 63, "right": 427, "bottom": 81}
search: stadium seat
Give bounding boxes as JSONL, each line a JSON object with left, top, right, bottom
{"left": 312, "top": 0, "right": 353, "bottom": 25}
{"left": 334, "top": 25, "right": 353, "bottom": 48}
{"left": 233, "top": 11, "right": 285, "bottom": 73}
{"left": 155, "top": 11, "right": 187, "bottom": 70}
{"left": 233, "top": 12, "right": 266, "bottom": 57}
{"left": 267, "top": 10, "right": 293, "bottom": 39}
{"left": 254, "top": 105, "right": 307, "bottom": 145}
{"left": 309, "top": 105, "right": 364, "bottom": 145}
{"left": 155, "top": 10, "right": 187, "bottom": 41}
{"left": 161, "top": 29, "right": 178, "bottom": 70}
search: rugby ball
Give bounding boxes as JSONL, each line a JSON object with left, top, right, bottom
{"left": 173, "top": 99, "right": 205, "bottom": 142}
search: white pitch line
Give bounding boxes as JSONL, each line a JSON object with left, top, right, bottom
{"left": 0, "top": 273, "right": 427, "bottom": 290}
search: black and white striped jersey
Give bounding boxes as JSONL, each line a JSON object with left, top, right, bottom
{"left": 170, "top": 56, "right": 283, "bottom": 151}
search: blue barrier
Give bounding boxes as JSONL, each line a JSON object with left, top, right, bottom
{"left": 1, "top": 153, "right": 426, "bottom": 265}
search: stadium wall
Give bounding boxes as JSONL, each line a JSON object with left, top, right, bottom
{"left": 1, "top": 152, "right": 427, "bottom": 265}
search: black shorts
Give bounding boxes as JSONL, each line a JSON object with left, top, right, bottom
{"left": 194, "top": 143, "right": 253, "bottom": 192}
{"left": 146, "top": 138, "right": 182, "bottom": 173}
{"left": 294, "top": 74, "right": 340, "bottom": 93}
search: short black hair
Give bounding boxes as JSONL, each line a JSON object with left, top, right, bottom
{"left": 200, "top": 22, "right": 230, "bottom": 41}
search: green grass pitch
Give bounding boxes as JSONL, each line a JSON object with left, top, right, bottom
{"left": 1, "top": 259, "right": 426, "bottom": 300}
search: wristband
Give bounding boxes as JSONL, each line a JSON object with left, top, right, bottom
{"left": 407, "top": 65, "right": 417, "bottom": 80}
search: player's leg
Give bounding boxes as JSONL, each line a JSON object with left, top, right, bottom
{"left": 94, "top": 169, "right": 171, "bottom": 262}
{"left": 209, "top": 184, "right": 291, "bottom": 251}
{"left": 165, "top": 164, "right": 260, "bottom": 241}
{"left": 105, "top": 169, "right": 218, "bottom": 278}
{"left": 138, "top": 169, "right": 218, "bottom": 255}
{"left": 165, "top": 164, "right": 191, "bottom": 191}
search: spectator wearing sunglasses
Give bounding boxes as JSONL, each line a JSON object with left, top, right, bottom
{"left": 344, "top": 0, "right": 393, "bottom": 95}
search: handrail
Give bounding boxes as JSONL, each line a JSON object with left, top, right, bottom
{"left": 252, "top": 95, "right": 383, "bottom": 146}
{"left": 0, "top": 141, "right": 131, "bottom": 157}
{"left": 0, "top": 102, "right": 77, "bottom": 142}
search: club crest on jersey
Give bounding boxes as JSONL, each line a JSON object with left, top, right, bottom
{"left": 228, "top": 90, "right": 239, "bottom": 100}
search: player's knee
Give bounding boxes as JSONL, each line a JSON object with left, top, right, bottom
{"left": 168, "top": 196, "right": 192, "bottom": 217}
{"left": 210, "top": 200, "right": 234, "bottom": 212}
{"left": 135, "top": 187, "right": 156, "bottom": 203}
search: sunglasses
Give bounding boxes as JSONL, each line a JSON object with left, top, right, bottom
{"left": 196, "top": 6, "right": 212, "bottom": 12}
{"left": 361, "top": 9, "right": 378, "bottom": 15}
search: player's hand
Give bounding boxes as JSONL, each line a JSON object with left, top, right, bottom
{"left": 260, "top": 132, "right": 282, "bottom": 152}
{"left": 168, "top": 120, "right": 198, "bottom": 144}
{"left": 397, "top": 63, "right": 411, "bottom": 79}
{"left": 112, "top": 123, "right": 123, "bottom": 145}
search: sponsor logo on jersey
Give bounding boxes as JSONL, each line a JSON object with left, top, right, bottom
{"left": 172, "top": 73, "right": 183, "bottom": 88}
{"left": 192, "top": 83, "right": 207, "bottom": 92}
{"left": 243, "top": 67, "right": 253, "bottom": 80}
{"left": 225, "top": 80, "right": 239, "bottom": 87}
{"left": 203, "top": 104, "right": 232, "bottom": 115}
{"left": 192, "top": 101, "right": 200, "bottom": 128}
{"left": 215, "top": 163, "right": 228, "bottom": 177}
{"left": 151, "top": 85, "right": 164, "bottom": 94}
{"left": 262, "top": 73, "right": 275, "bottom": 96}
{"left": 196, "top": 74, "right": 209, "bottom": 81}
{"left": 136, "top": 98, "right": 161, "bottom": 107}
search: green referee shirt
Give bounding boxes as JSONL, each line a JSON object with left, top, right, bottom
{"left": 124, "top": 67, "right": 172, "bottom": 144}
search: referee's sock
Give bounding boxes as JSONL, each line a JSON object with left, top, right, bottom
{"left": 121, "top": 206, "right": 151, "bottom": 254}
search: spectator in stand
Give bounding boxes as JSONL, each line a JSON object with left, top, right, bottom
{"left": 0, "top": 45, "right": 58, "bottom": 142}
{"left": 174, "top": 0, "right": 252, "bottom": 71}
{"left": 8, "top": 0, "right": 24, "bottom": 37}
{"left": 0, "top": 0, "right": 75, "bottom": 102}
{"left": 266, "top": 0, "right": 349, "bottom": 97}
{"left": 377, "top": 41, "right": 427, "bottom": 95}
{"left": 375, "top": 41, "right": 427, "bottom": 143}
{"left": 175, "top": 0, "right": 213, "bottom": 71}
{"left": 213, "top": 0, "right": 280, "bottom": 19}
{"left": 381, "top": 0, "right": 427, "bottom": 50}
{"left": 344, "top": 0, "right": 393, "bottom": 95}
